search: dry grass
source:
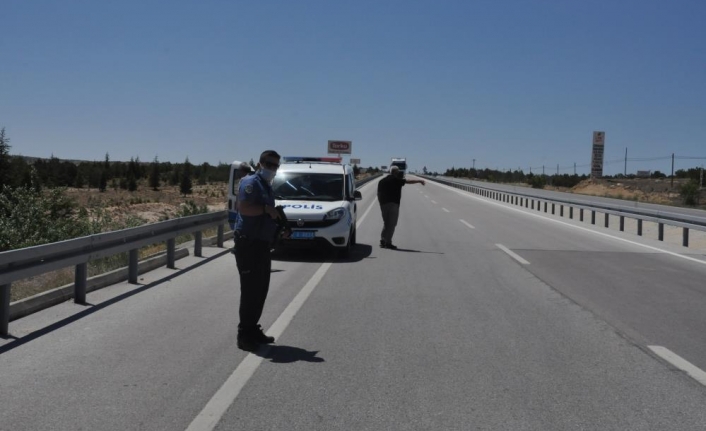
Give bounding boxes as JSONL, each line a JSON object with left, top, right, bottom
{"left": 10, "top": 183, "right": 228, "bottom": 302}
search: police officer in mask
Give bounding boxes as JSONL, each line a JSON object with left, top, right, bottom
{"left": 234, "top": 150, "right": 287, "bottom": 351}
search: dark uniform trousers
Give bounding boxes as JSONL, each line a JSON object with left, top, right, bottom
{"left": 380, "top": 202, "right": 400, "bottom": 244}
{"left": 234, "top": 237, "right": 272, "bottom": 330}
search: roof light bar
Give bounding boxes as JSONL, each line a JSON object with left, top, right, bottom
{"left": 282, "top": 156, "right": 343, "bottom": 163}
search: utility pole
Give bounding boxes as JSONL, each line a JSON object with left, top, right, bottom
{"left": 701, "top": 165, "right": 704, "bottom": 190}
{"left": 574, "top": 162, "right": 576, "bottom": 175}
{"left": 671, "top": 153, "right": 675, "bottom": 188}
{"left": 542, "top": 165, "right": 545, "bottom": 176}
{"left": 557, "top": 164, "right": 559, "bottom": 175}
{"left": 624, "top": 147, "right": 627, "bottom": 176}
{"left": 472, "top": 159, "right": 475, "bottom": 170}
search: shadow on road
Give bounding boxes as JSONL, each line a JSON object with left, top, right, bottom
{"left": 386, "top": 247, "right": 444, "bottom": 254}
{"left": 0, "top": 249, "right": 232, "bottom": 355}
{"left": 272, "top": 244, "right": 373, "bottom": 263}
{"left": 256, "top": 344, "right": 325, "bottom": 364}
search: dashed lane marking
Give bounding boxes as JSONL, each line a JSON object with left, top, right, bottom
{"left": 649, "top": 346, "right": 706, "bottom": 387}
{"left": 460, "top": 219, "right": 475, "bottom": 229}
{"left": 496, "top": 244, "right": 530, "bottom": 265}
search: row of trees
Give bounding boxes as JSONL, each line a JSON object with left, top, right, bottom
{"left": 0, "top": 133, "right": 232, "bottom": 196}
{"left": 438, "top": 166, "right": 704, "bottom": 189}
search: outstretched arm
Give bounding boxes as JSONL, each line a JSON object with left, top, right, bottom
{"left": 405, "top": 179, "right": 426, "bottom": 186}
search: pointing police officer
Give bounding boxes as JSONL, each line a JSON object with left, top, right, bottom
{"left": 234, "top": 150, "right": 286, "bottom": 351}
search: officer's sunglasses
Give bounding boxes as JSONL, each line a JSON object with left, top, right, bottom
{"left": 262, "top": 160, "right": 280, "bottom": 170}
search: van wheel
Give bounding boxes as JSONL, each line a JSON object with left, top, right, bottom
{"left": 350, "top": 227, "right": 357, "bottom": 246}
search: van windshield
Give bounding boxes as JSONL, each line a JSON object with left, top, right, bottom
{"left": 272, "top": 173, "right": 344, "bottom": 201}
{"left": 392, "top": 162, "right": 407, "bottom": 171}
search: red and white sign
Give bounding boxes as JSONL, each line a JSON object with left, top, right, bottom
{"left": 328, "top": 140, "right": 352, "bottom": 154}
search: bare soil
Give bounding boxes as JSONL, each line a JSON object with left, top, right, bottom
{"left": 546, "top": 178, "right": 705, "bottom": 208}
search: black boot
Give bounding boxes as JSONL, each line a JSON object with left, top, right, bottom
{"left": 252, "top": 324, "right": 275, "bottom": 344}
{"left": 237, "top": 328, "right": 259, "bottom": 352}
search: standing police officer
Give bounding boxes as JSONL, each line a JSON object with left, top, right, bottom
{"left": 234, "top": 150, "right": 285, "bottom": 351}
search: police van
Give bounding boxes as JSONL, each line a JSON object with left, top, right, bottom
{"left": 273, "top": 156, "right": 362, "bottom": 256}
{"left": 227, "top": 156, "right": 362, "bottom": 257}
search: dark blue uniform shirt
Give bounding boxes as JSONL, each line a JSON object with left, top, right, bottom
{"left": 235, "top": 173, "right": 277, "bottom": 241}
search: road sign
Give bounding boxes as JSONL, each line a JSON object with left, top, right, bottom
{"left": 350, "top": 158, "right": 361, "bottom": 165}
{"left": 328, "top": 140, "right": 352, "bottom": 154}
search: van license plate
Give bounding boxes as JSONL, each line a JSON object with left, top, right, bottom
{"left": 291, "top": 231, "right": 315, "bottom": 239}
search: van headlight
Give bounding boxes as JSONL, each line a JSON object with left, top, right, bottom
{"left": 324, "top": 208, "right": 346, "bottom": 220}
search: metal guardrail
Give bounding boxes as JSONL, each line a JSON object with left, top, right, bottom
{"left": 0, "top": 176, "right": 381, "bottom": 336}
{"left": 422, "top": 175, "right": 706, "bottom": 246}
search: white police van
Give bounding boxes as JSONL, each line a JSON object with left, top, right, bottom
{"left": 227, "top": 156, "right": 362, "bottom": 256}
{"left": 272, "top": 156, "right": 362, "bottom": 257}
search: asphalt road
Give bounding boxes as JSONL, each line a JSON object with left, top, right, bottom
{"left": 2, "top": 175, "right": 706, "bottom": 430}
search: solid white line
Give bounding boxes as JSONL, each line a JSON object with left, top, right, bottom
{"left": 431, "top": 200, "right": 437, "bottom": 204}
{"left": 496, "top": 244, "right": 530, "bottom": 265}
{"left": 187, "top": 197, "right": 379, "bottom": 431}
{"left": 427, "top": 181, "right": 706, "bottom": 267}
{"left": 424, "top": 195, "right": 429, "bottom": 199}
{"left": 185, "top": 262, "right": 331, "bottom": 431}
{"left": 649, "top": 346, "right": 706, "bottom": 387}
{"left": 442, "top": 208, "right": 450, "bottom": 213}
{"left": 460, "top": 219, "right": 475, "bottom": 229}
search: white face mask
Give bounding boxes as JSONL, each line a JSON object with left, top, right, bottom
{"left": 258, "top": 168, "right": 276, "bottom": 182}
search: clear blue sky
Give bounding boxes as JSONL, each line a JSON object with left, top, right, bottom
{"left": 2, "top": 0, "right": 705, "bottom": 175}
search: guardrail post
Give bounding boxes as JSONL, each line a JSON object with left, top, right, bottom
{"left": 544, "top": 202, "right": 548, "bottom": 212}
{"left": 75, "top": 263, "right": 87, "bottom": 304}
{"left": 569, "top": 207, "right": 573, "bottom": 219}
{"left": 1, "top": 283, "right": 10, "bottom": 337}
{"left": 658, "top": 223, "right": 664, "bottom": 241}
{"left": 217, "top": 225, "right": 224, "bottom": 247}
{"left": 525, "top": 199, "right": 528, "bottom": 208}
{"left": 195, "top": 231, "right": 203, "bottom": 257}
{"left": 683, "top": 228, "right": 689, "bottom": 247}
{"left": 620, "top": 216, "right": 625, "bottom": 231}
{"left": 167, "top": 238, "right": 176, "bottom": 269}
{"left": 128, "top": 249, "right": 138, "bottom": 284}
{"left": 560, "top": 205, "right": 564, "bottom": 217}
{"left": 551, "top": 203, "right": 555, "bottom": 215}
{"left": 591, "top": 211, "right": 596, "bottom": 225}
{"left": 638, "top": 219, "right": 643, "bottom": 236}
{"left": 531, "top": 200, "right": 535, "bottom": 210}
{"left": 605, "top": 213, "right": 609, "bottom": 228}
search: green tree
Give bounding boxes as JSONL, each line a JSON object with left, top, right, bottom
{"left": 180, "top": 157, "right": 193, "bottom": 195}
{"left": 680, "top": 180, "right": 700, "bottom": 206}
{"left": 149, "top": 156, "right": 161, "bottom": 190}
{"left": 99, "top": 170, "right": 108, "bottom": 192}
{"left": 0, "top": 127, "right": 12, "bottom": 190}
{"left": 127, "top": 173, "right": 138, "bottom": 192}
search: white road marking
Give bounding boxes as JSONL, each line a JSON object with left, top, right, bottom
{"left": 442, "top": 208, "right": 450, "bottom": 213}
{"left": 424, "top": 195, "right": 429, "bottom": 199}
{"left": 431, "top": 200, "right": 437, "bottom": 204}
{"left": 427, "top": 181, "right": 706, "bottom": 267}
{"left": 460, "top": 219, "right": 475, "bottom": 229}
{"left": 187, "top": 195, "right": 378, "bottom": 431}
{"left": 496, "top": 244, "right": 530, "bottom": 265}
{"left": 649, "top": 346, "right": 706, "bottom": 387}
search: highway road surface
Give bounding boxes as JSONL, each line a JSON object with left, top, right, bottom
{"left": 2, "top": 176, "right": 706, "bottom": 430}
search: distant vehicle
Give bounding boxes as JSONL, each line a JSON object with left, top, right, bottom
{"left": 270, "top": 156, "right": 362, "bottom": 257}
{"left": 390, "top": 158, "right": 407, "bottom": 177}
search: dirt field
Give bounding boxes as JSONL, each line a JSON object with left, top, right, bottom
{"left": 63, "top": 182, "right": 228, "bottom": 224}
{"left": 549, "top": 177, "right": 705, "bottom": 208}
